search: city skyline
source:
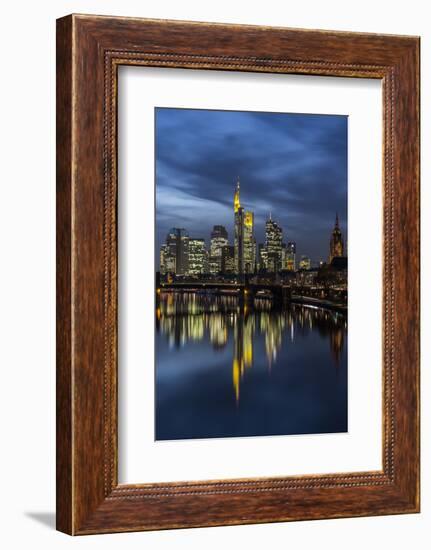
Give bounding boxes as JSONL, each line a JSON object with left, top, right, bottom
{"left": 159, "top": 179, "right": 345, "bottom": 276}
{"left": 155, "top": 107, "right": 347, "bottom": 267}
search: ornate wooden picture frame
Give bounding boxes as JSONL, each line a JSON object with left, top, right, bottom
{"left": 56, "top": 14, "right": 420, "bottom": 534}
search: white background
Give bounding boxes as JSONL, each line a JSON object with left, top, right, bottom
{"left": 0, "top": 1, "right": 428, "bottom": 548}
{"left": 119, "top": 67, "right": 382, "bottom": 483}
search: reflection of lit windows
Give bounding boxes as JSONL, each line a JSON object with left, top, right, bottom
{"left": 157, "top": 291, "right": 347, "bottom": 401}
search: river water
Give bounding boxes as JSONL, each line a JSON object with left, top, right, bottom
{"left": 155, "top": 291, "right": 347, "bottom": 440}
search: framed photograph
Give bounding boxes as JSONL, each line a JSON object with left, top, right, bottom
{"left": 56, "top": 14, "right": 420, "bottom": 534}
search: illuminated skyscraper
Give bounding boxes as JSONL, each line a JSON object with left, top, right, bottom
{"left": 281, "top": 243, "right": 286, "bottom": 269}
{"left": 233, "top": 178, "right": 256, "bottom": 275}
{"left": 166, "top": 227, "right": 189, "bottom": 275}
{"left": 258, "top": 243, "right": 268, "bottom": 271}
{"left": 160, "top": 244, "right": 168, "bottom": 274}
{"left": 265, "top": 215, "right": 283, "bottom": 273}
{"left": 299, "top": 255, "right": 311, "bottom": 270}
{"left": 243, "top": 211, "right": 256, "bottom": 274}
{"left": 221, "top": 245, "right": 235, "bottom": 274}
{"left": 188, "top": 238, "right": 206, "bottom": 275}
{"left": 209, "top": 225, "right": 228, "bottom": 274}
{"left": 160, "top": 243, "right": 175, "bottom": 275}
{"left": 208, "top": 255, "right": 220, "bottom": 275}
{"left": 285, "top": 241, "right": 296, "bottom": 271}
{"left": 234, "top": 178, "right": 244, "bottom": 274}
{"left": 329, "top": 213, "right": 344, "bottom": 262}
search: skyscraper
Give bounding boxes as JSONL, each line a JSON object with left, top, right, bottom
{"left": 166, "top": 227, "right": 189, "bottom": 275}
{"left": 329, "top": 213, "right": 344, "bottom": 262}
{"left": 299, "top": 255, "right": 311, "bottom": 270}
{"left": 243, "top": 211, "right": 256, "bottom": 273}
{"left": 265, "top": 215, "right": 283, "bottom": 273}
{"left": 208, "top": 255, "right": 219, "bottom": 275}
{"left": 221, "top": 245, "right": 235, "bottom": 274}
{"left": 234, "top": 178, "right": 244, "bottom": 274}
{"left": 234, "top": 179, "right": 256, "bottom": 275}
{"left": 286, "top": 241, "right": 296, "bottom": 271}
{"left": 160, "top": 243, "right": 175, "bottom": 275}
{"left": 209, "top": 225, "right": 228, "bottom": 274}
{"left": 188, "top": 238, "right": 206, "bottom": 275}
{"left": 258, "top": 243, "right": 268, "bottom": 271}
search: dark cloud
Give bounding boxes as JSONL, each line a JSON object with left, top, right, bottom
{"left": 155, "top": 108, "right": 347, "bottom": 265}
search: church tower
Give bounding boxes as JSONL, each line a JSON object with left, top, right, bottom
{"left": 329, "top": 213, "right": 344, "bottom": 262}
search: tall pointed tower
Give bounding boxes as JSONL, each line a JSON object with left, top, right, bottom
{"left": 234, "top": 177, "right": 244, "bottom": 274}
{"left": 234, "top": 177, "right": 241, "bottom": 213}
{"left": 329, "top": 213, "right": 344, "bottom": 262}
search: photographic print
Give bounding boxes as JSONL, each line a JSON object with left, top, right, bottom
{"left": 155, "top": 107, "right": 348, "bottom": 441}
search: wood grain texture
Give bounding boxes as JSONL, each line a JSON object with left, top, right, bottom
{"left": 56, "top": 14, "right": 420, "bottom": 535}
{"left": 56, "top": 15, "right": 73, "bottom": 535}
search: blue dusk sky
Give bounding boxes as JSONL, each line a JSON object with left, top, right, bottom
{"left": 155, "top": 107, "right": 347, "bottom": 265}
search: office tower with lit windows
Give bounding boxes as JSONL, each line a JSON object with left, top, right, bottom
{"left": 265, "top": 215, "right": 283, "bottom": 273}
{"left": 160, "top": 243, "right": 176, "bottom": 275}
{"left": 281, "top": 243, "right": 286, "bottom": 269}
{"left": 234, "top": 178, "right": 244, "bottom": 274}
{"left": 208, "top": 255, "right": 220, "bottom": 275}
{"left": 286, "top": 241, "right": 296, "bottom": 271}
{"left": 258, "top": 243, "right": 268, "bottom": 271}
{"left": 243, "top": 211, "right": 256, "bottom": 274}
{"left": 209, "top": 225, "right": 228, "bottom": 274}
{"left": 233, "top": 179, "right": 256, "bottom": 275}
{"left": 299, "top": 255, "right": 311, "bottom": 270}
{"left": 166, "top": 227, "right": 189, "bottom": 275}
{"left": 188, "top": 238, "right": 207, "bottom": 275}
{"left": 329, "top": 213, "right": 344, "bottom": 262}
{"left": 221, "top": 245, "right": 235, "bottom": 274}
{"left": 160, "top": 244, "right": 168, "bottom": 274}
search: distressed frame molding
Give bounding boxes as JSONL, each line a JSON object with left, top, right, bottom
{"left": 57, "top": 14, "right": 420, "bottom": 535}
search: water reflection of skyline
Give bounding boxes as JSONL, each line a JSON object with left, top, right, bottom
{"left": 156, "top": 291, "right": 347, "bottom": 403}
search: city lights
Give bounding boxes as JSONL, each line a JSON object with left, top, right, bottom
{"left": 159, "top": 181, "right": 347, "bottom": 301}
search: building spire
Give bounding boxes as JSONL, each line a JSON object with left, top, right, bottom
{"left": 329, "top": 212, "right": 344, "bottom": 262}
{"left": 234, "top": 177, "right": 241, "bottom": 213}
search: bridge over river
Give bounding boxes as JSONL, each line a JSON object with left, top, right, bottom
{"left": 158, "top": 280, "right": 347, "bottom": 313}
